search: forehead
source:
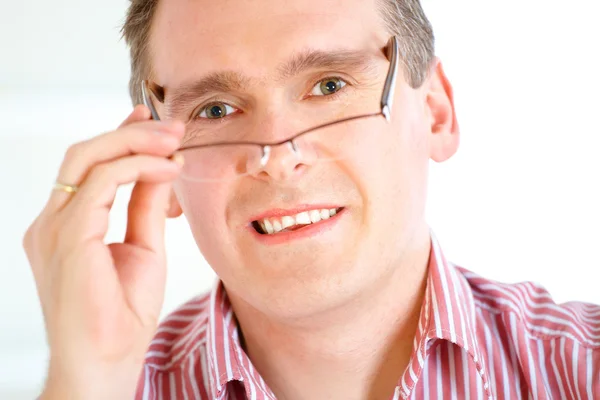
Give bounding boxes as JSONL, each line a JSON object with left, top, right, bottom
{"left": 150, "top": 0, "right": 388, "bottom": 86}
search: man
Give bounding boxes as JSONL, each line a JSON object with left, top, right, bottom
{"left": 23, "top": 0, "right": 599, "bottom": 399}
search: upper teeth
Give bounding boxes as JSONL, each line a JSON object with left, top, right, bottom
{"left": 259, "top": 208, "right": 338, "bottom": 234}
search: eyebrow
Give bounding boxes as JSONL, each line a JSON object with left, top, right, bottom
{"left": 164, "top": 71, "right": 249, "bottom": 117}
{"left": 162, "top": 48, "right": 379, "bottom": 116}
{"left": 277, "top": 48, "right": 378, "bottom": 82}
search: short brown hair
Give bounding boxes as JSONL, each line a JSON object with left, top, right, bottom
{"left": 121, "top": 0, "right": 435, "bottom": 106}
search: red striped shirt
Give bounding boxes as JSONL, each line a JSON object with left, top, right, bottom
{"left": 136, "top": 234, "right": 600, "bottom": 399}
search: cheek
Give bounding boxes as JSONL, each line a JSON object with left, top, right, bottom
{"left": 353, "top": 117, "right": 428, "bottom": 190}
{"left": 174, "top": 182, "right": 230, "bottom": 251}
{"left": 350, "top": 103, "right": 430, "bottom": 230}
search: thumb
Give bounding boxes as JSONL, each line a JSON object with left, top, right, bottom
{"left": 124, "top": 180, "right": 172, "bottom": 256}
{"left": 115, "top": 180, "right": 173, "bottom": 329}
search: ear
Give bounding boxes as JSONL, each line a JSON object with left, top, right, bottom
{"left": 166, "top": 187, "right": 183, "bottom": 218}
{"left": 426, "top": 59, "right": 460, "bottom": 162}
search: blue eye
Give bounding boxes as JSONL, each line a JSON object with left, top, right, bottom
{"left": 198, "top": 103, "right": 237, "bottom": 119}
{"left": 311, "top": 78, "right": 347, "bottom": 96}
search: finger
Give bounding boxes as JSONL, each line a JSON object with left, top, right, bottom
{"left": 124, "top": 181, "right": 172, "bottom": 254}
{"left": 59, "top": 154, "right": 184, "bottom": 246}
{"left": 118, "top": 104, "right": 152, "bottom": 129}
{"left": 72, "top": 153, "right": 183, "bottom": 211}
{"left": 46, "top": 120, "right": 185, "bottom": 213}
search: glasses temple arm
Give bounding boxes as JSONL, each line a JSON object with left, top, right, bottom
{"left": 381, "top": 36, "right": 399, "bottom": 122}
{"left": 141, "top": 80, "right": 162, "bottom": 121}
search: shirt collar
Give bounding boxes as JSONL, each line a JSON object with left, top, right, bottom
{"left": 398, "top": 232, "right": 490, "bottom": 397}
{"left": 428, "top": 232, "right": 483, "bottom": 355}
{"left": 205, "top": 282, "right": 247, "bottom": 399}
{"left": 205, "top": 232, "right": 491, "bottom": 399}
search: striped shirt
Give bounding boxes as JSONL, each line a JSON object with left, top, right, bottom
{"left": 136, "top": 234, "right": 600, "bottom": 399}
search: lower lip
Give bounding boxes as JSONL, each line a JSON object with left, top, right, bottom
{"left": 248, "top": 208, "right": 345, "bottom": 245}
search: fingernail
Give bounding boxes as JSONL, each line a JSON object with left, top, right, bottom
{"left": 170, "top": 153, "right": 185, "bottom": 166}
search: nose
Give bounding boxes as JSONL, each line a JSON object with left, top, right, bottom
{"left": 249, "top": 141, "right": 311, "bottom": 181}
{"left": 247, "top": 119, "right": 318, "bottom": 182}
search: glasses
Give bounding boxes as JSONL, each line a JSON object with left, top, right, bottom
{"left": 142, "top": 36, "right": 399, "bottom": 182}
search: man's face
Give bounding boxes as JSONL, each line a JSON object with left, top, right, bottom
{"left": 150, "top": 0, "right": 458, "bottom": 316}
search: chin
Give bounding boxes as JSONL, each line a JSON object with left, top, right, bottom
{"left": 225, "top": 256, "right": 374, "bottom": 321}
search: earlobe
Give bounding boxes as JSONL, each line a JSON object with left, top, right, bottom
{"left": 167, "top": 188, "right": 183, "bottom": 218}
{"left": 427, "top": 59, "right": 460, "bottom": 162}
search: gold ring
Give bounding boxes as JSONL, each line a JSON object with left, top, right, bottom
{"left": 53, "top": 182, "right": 79, "bottom": 193}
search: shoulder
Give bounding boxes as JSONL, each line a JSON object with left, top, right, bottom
{"left": 144, "top": 291, "right": 212, "bottom": 371}
{"left": 456, "top": 265, "right": 600, "bottom": 349}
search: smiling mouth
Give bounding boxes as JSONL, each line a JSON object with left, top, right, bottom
{"left": 252, "top": 207, "right": 344, "bottom": 235}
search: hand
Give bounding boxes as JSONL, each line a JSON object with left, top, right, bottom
{"left": 23, "top": 105, "right": 185, "bottom": 400}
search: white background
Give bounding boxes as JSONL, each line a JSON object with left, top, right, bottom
{"left": 1, "top": 0, "right": 599, "bottom": 398}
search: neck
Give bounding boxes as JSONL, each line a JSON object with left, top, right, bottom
{"left": 229, "top": 231, "right": 431, "bottom": 400}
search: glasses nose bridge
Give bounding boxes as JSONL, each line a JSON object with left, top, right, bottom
{"left": 258, "top": 139, "right": 300, "bottom": 168}
{"left": 245, "top": 109, "right": 306, "bottom": 178}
